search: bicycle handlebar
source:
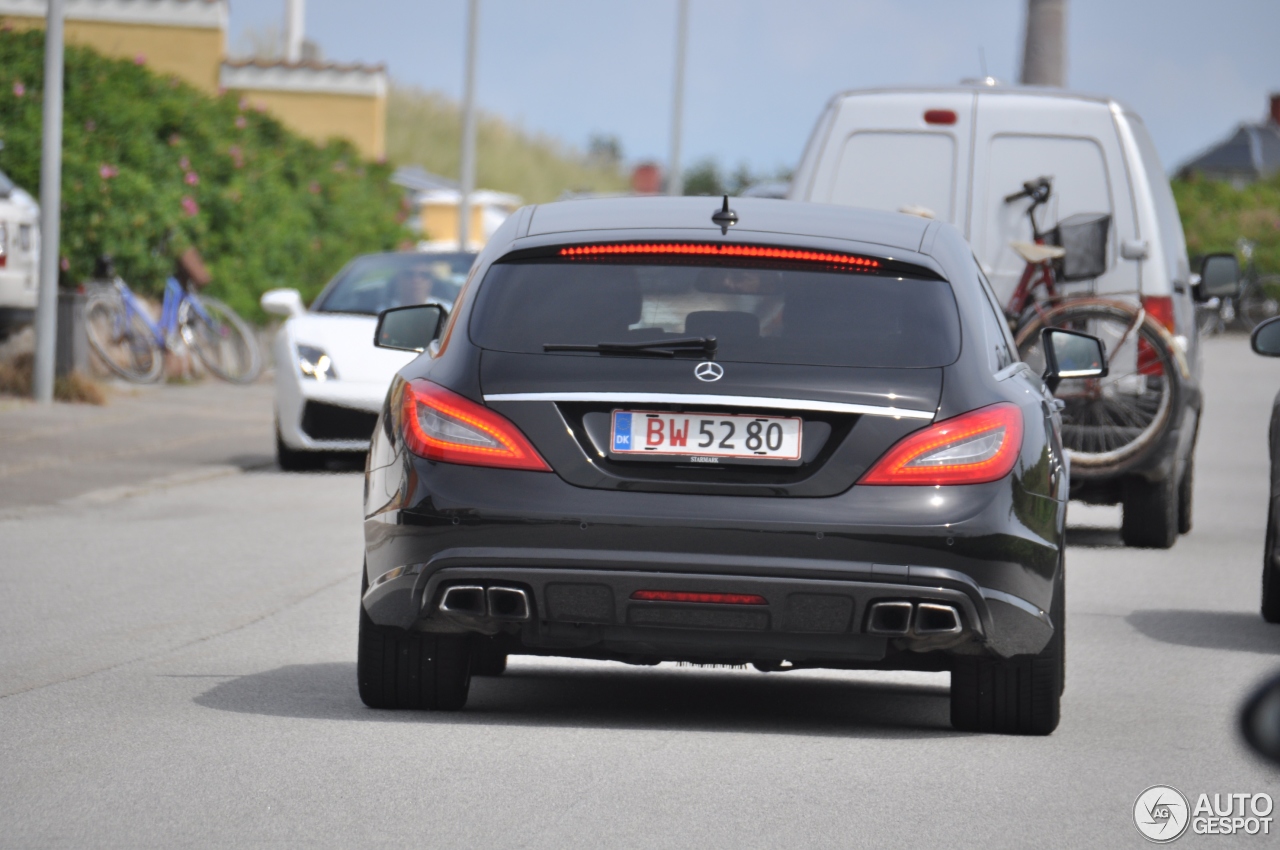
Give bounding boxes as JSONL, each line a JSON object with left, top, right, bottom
{"left": 1004, "top": 177, "right": 1052, "bottom": 205}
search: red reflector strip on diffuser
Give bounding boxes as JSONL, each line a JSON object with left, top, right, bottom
{"left": 559, "top": 243, "right": 880, "bottom": 269}
{"left": 631, "top": 590, "right": 768, "bottom": 605}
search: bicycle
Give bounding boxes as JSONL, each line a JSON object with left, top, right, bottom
{"left": 84, "top": 261, "right": 261, "bottom": 384}
{"left": 1235, "top": 239, "right": 1280, "bottom": 331}
{"left": 1000, "top": 177, "right": 1184, "bottom": 477}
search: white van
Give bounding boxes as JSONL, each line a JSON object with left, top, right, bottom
{"left": 790, "top": 85, "right": 1201, "bottom": 546}
{"left": 0, "top": 166, "right": 41, "bottom": 328}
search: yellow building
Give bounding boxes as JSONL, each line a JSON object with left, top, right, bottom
{"left": 0, "top": 0, "right": 227, "bottom": 94}
{"left": 220, "top": 59, "right": 388, "bottom": 160}
{"left": 0, "top": 0, "right": 387, "bottom": 159}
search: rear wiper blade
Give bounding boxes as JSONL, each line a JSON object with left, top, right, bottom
{"left": 543, "top": 336, "right": 718, "bottom": 357}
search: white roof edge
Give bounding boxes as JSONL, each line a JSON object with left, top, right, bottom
{"left": 831, "top": 84, "right": 1131, "bottom": 111}
{"left": 0, "top": 0, "right": 227, "bottom": 30}
{"left": 416, "top": 188, "right": 522, "bottom": 207}
{"left": 220, "top": 62, "right": 387, "bottom": 98}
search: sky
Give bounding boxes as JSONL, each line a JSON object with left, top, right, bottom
{"left": 229, "top": 0, "right": 1280, "bottom": 177}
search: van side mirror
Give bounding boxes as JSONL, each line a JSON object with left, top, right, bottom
{"left": 1041, "top": 328, "right": 1107, "bottom": 393}
{"left": 375, "top": 303, "right": 447, "bottom": 353}
{"left": 260, "top": 288, "right": 305, "bottom": 318}
{"left": 1196, "top": 253, "right": 1242, "bottom": 301}
{"left": 1252, "top": 317, "right": 1280, "bottom": 358}
{"left": 1241, "top": 673, "right": 1280, "bottom": 767}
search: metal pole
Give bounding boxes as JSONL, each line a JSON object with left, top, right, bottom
{"left": 33, "top": 0, "right": 64, "bottom": 404}
{"left": 284, "top": 0, "right": 305, "bottom": 63}
{"left": 666, "top": 0, "right": 689, "bottom": 196}
{"left": 457, "top": 0, "right": 479, "bottom": 251}
{"left": 1019, "top": 0, "right": 1067, "bottom": 87}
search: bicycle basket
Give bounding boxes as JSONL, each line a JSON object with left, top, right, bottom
{"left": 1048, "top": 213, "right": 1110, "bottom": 281}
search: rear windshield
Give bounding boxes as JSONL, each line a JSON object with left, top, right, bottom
{"left": 470, "top": 260, "right": 960, "bottom": 368}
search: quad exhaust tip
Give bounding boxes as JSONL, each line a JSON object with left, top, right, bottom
{"left": 866, "top": 600, "right": 963, "bottom": 637}
{"left": 438, "top": 584, "right": 531, "bottom": 621}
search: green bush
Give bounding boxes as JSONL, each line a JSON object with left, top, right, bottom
{"left": 1173, "top": 172, "right": 1280, "bottom": 273}
{"left": 0, "top": 29, "right": 404, "bottom": 320}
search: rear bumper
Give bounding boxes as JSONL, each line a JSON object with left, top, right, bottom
{"left": 362, "top": 462, "right": 1063, "bottom": 663}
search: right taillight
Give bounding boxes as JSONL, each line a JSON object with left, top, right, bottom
{"left": 859, "top": 403, "right": 1023, "bottom": 486}
{"left": 401, "top": 379, "right": 551, "bottom": 471}
{"left": 1138, "top": 296, "right": 1175, "bottom": 376}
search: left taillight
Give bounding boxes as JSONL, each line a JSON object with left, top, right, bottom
{"left": 859, "top": 403, "right": 1023, "bottom": 486}
{"left": 400, "top": 379, "right": 551, "bottom": 471}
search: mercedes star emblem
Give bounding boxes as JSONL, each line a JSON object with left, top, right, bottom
{"left": 694, "top": 362, "right": 724, "bottom": 382}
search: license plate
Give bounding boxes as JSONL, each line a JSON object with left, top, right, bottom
{"left": 610, "top": 410, "right": 803, "bottom": 463}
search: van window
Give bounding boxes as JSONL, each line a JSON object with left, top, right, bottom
{"left": 832, "top": 132, "right": 956, "bottom": 223}
{"left": 982, "top": 135, "right": 1113, "bottom": 296}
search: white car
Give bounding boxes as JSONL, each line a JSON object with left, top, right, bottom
{"left": 0, "top": 166, "right": 40, "bottom": 329}
{"left": 261, "top": 250, "right": 475, "bottom": 469}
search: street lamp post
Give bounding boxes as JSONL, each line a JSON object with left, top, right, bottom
{"left": 666, "top": 0, "right": 689, "bottom": 197}
{"left": 32, "top": 0, "right": 65, "bottom": 404}
{"left": 457, "top": 0, "right": 479, "bottom": 251}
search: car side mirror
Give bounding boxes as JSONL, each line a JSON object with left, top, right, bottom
{"left": 1252, "top": 317, "right": 1280, "bottom": 357}
{"left": 1196, "top": 253, "right": 1242, "bottom": 301}
{"left": 375, "top": 303, "right": 447, "bottom": 353}
{"left": 260, "top": 288, "right": 305, "bottom": 318}
{"left": 1242, "top": 673, "right": 1280, "bottom": 767}
{"left": 1041, "top": 327, "right": 1107, "bottom": 394}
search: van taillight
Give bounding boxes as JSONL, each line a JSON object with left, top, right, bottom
{"left": 1138, "top": 296, "right": 1175, "bottom": 376}
{"left": 924, "top": 109, "right": 957, "bottom": 125}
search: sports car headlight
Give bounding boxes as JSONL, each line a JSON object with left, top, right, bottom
{"left": 297, "top": 344, "right": 338, "bottom": 381}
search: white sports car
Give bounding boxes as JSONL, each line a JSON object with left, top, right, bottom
{"left": 261, "top": 250, "right": 475, "bottom": 469}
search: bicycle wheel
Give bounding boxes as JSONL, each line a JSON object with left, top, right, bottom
{"left": 84, "top": 292, "right": 163, "bottom": 383}
{"left": 179, "top": 295, "right": 261, "bottom": 384}
{"left": 1239, "top": 276, "right": 1280, "bottom": 331}
{"left": 1016, "top": 300, "right": 1182, "bottom": 476}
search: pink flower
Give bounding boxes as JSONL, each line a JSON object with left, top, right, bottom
{"left": 235, "top": 116, "right": 247, "bottom": 130}
{"left": 181, "top": 195, "right": 199, "bottom": 217}
{"left": 98, "top": 164, "right": 118, "bottom": 179}
{"left": 178, "top": 156, "right": 190, "bottom": 170}
{"left": 12, "top": 81, "right": 24, "bottom": 98}
{"left": 60, "top": 257, "right": 69, "bottom": 271}
{"left": 168, "top": 133, "right": 181, "bottom": 147}
{"left": 238, "top": 97, "right": 249, "bottom": 111}
{"left": 308, "top": 181, "right": 321, "bottom": 195}
{"left": 184, "top": 171, "right": 199, "bottom": 186}
{"left": 134, "top": 54, "right": 146, "bottom": 66}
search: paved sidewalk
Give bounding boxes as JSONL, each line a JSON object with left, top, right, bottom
{"left": 0, "top": 379, "right": 276, "bottom": 511}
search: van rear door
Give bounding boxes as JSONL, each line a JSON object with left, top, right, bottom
{"left": 801, "top": 92, "right": 975, "bottom": 230}
{"left": 970, "top": 93, "right": 1138, "bottom": 306}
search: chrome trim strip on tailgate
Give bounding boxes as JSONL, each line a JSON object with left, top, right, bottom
{"left": 483, "top": 392, "right": 935, "bottom": 420}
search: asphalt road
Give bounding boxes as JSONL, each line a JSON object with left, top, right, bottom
{"left": 2, "top": 336, "right": 1279, "bottom": 848}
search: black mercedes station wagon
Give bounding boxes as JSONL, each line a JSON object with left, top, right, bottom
{"left": 358, "top": 197, "right": 1106, "bottom": 735}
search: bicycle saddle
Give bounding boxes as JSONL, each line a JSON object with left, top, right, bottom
{"left": 1009, "top": 241, "right": 1065, "bottom": 263}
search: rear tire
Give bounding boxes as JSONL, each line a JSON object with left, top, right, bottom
{"left": 471, "top": 637, "right": 508, "bottom": 676}
{"left": 951, "top": 562, "right": 1063, "bottom": 736}
{"left": 357, "top": 580, "right": 471, "bottom": 711}
{"left": 1177, "top": 456, "right": 1194, "bottom": 536}
{"left": 1121, "top": 473, "right": 1178, "bottom": 549}
{"left": 276, "top": 427, "right": 322, "bottom": 471}
{"left": 1263, "top": 497, "right": 1280, "bottom": 624}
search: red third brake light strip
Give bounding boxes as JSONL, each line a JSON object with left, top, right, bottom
{"left": 631, "top": 590, "right": 768, "bottom": 605}
{"left": 559, "top": 243, "right": 881, "bottom": 269}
